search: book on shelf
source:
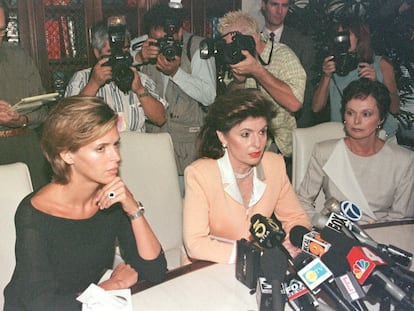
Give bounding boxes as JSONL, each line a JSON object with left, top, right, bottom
{"left": 45, "top": 19, "right": 61, "bottom": 59}
{"left": 59, "top": 15, "right": 71, "bottom": 58}
{"left": 45, "top": 16, "right": 77, "bottom": 59}
{"left": 11, "top": 93, "right": 59, "bottom": 114}
{"left": 67, "top": 16, "right": 77, "bottom": 57}
{"left": 44, "top": 0, "right": 70, "bottom": 5}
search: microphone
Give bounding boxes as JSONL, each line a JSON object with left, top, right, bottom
{"left": 294, "top": 253, "right": 356, "bottom": 311}
{"left": 318, "top": 232, "right": 367, "bottom": 310}
{"left": 249, "top": 214, "right": 289, "bottom": 311}
{"left": 250, "top": 214, "right": 286, "bottom": 249}
{"left": 260, "top": 247, "right": 288, "bottom": 311}
{"left": 251, "top": 215, "right": 321, "bottom": 311}
{"left": 323, "top": 197, "right": 362, "bottom": 222}
{"left": 346, "top": 246, "right": 414, "bottom": 310}
{"left": 313, "top": 213, "right": 413, "bottom": 269}
{"left": 289, "top": 225, "right": 331, "bottom": 257}
{"left": 291, "top": 226, "right": 368, "bottom": 310}
{"left": 282, "top": 273, "right": 319, "bottom": 311}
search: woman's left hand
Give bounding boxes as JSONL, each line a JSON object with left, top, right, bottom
{"left": 95, "top": 176, "right": 140, "bottom": 215}
{"left": 358, "top": 62, "right": 377, "bottom": 81}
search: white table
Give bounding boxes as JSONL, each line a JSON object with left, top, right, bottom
{"left": 131, "top": 222, "right": 414, "bottom": 311}
{"left": 132, "top": 263, "right": 259, "bottom": 311}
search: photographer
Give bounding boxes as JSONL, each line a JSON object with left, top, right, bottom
{"left": 218, "top": 10, "right": 306, "bottom": 158}
{"left": 65, "top": 19, "right": 167, "bottom": 132}
{"left": 131, "top": 4, "right": 216, "bottom": 179}
{"left": 312, "top": 16, "right": 400, "bottom": 138}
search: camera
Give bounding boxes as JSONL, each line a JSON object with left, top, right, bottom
{"left": 103, "top": 16, "right": 134, "bottom": 94}
{"left": 199, "top": 32, "right": 256, "bottom": 65}
{"left": 331, "top": 30, "right": 359, "bottom": 76}
{"left": 151, "top": 18, "right": 183, "bottom": 62}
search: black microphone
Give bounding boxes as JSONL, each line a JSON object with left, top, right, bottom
{"left": 318, "top": 232, "right": 368, "bottom": 311}
{"left": 293, "top": 253, "right": 356, "bottom": 311}
{"left": 250, "top": 216, "right": 321, "bottom": 311}
{"left": 346, "top": 245, "right": 414, "bottom": 310}
{"left": 291, "top": 227, "right": 367, "bottom": 311}
{"left": 260, "top": 247, "right": 288, "bottom": 311}
{"left": 250, "top": 214, "right": 286, "bottom": 249}
{"left": 323, "top": 198, "right": 413, "bottom": 269}
{"left": 282, "top": 273, "right": 319, "bottom": 311}
{"left": 320, "top": 226, "right": 414, "bottom": 309}
{"left": 313, "top": 213, "right": 413, "bottom": 269}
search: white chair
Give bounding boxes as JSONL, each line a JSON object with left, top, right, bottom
{"left": 0, "top": 162, "right": 33, "bottom": 309}
{"left": 119, "top": 132, "right": 183, "bottom": 270}
{"left": 292, "top": 122, "right": 346, "bottom": 190}
{"left": 292, "top": 122, "right": 347, "bottom": 212}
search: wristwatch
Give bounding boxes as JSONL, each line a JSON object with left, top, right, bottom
{"left": 137, "top": 88, "right": 150, "bottom": 99}
{"left": 128, "top": 201, "right": 145, "bottom": 220}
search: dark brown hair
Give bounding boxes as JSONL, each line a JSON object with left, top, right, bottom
{"left": 197, "top": 89, "right": 276, "bottom": 159}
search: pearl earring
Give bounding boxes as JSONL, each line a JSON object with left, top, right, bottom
{"left": 222, "top": 143, "right": 227, "bottom": 149}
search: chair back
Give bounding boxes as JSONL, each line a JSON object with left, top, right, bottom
{"left": 0, "top": 162, "right": 33, "bottom": 308}
{"left": 119, "top": 132, "right": 183, "bottom": 270}
{"left": 292, "top": 122, "right": 346, "bottom": 190}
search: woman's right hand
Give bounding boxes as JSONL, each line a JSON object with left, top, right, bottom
{"left": 322, "top": 55, "right": 336, "bottom": 78}
{"left": 99, "top": 263, "right": 138, "bottom": 290}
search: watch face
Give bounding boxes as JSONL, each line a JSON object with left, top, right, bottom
{"left": 129, "top": 203, "right": 144, "bottom": 220}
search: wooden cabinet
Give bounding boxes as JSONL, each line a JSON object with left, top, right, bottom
{"left": 6, "top": 0, "right": 240, "bottom": 94}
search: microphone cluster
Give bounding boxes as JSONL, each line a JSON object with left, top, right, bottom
{"left": 239, "top": 198, "right": 414, "bottom": 311}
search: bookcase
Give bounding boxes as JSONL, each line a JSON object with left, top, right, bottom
{"left": 5, "top": 0, "right": 241, "bottom": 95}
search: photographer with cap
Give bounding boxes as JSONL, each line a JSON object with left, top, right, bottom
{"left": 131, "top": 4, "right": 216, "bottom": 183}
{"left": 217, "top": 10, "right": 306, "bottom": 161}
{"left": 312, "top": 16, "right": 400, "bottom": 139}
{"left": 65, "top": 17, "right": 167, "bottom": 133}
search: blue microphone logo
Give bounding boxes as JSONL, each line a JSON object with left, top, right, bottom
{"left": 341, "top": 201, "right": 362, "bottom": 222}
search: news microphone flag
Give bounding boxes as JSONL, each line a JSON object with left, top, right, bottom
{"left": 346, "top": 246, "right": 387, "bottom": 285}
{"left": 302, "top": 231, "right": 331, "bottom": 257}
{"left": 297, "top": 257, "right": 333, "bottom": 291}
{"left": 340, "top": 200, "right": 362, "bottom": 222}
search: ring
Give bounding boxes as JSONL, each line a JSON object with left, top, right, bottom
{"left": 108, "top": 191, "right": 116, "bottom": 199}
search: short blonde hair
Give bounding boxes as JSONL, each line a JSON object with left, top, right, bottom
{"left": 218, "top": 10, "right": 259, "bottom": 37}
{"left": 41, "top": 96, "right": 118, "bottom": 184}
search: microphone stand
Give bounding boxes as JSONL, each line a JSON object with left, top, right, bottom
{"left": 379, "top": 295, "right": 391, "bottom": 311}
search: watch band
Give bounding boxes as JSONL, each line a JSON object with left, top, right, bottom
{"left": 128, "top": 201, "right": 145, "bottom": 220}
{"left": 137, "top": 89, "right": 150, "bottom": 99}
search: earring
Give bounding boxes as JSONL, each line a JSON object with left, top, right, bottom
{"left": 222, "top": 143, "right": 227, "bottom": 149}
{"left": 377, "top": 123, "right": 381, "bottom": 129}
{"left": 343, "top": 120, "right": 347, "bottom": 124}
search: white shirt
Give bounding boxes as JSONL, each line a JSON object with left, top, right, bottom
{"left": 263, "top": 25, "right": 284, "bottom": 43}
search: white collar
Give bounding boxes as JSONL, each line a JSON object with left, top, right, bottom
{"left": 217, "top": 150, "right": 266, "bottom": 207}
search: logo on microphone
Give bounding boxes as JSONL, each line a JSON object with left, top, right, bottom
{"left": 298, "top": 258, "right": 333, "bottom": 290}
{"left": 302, "top": 231, "right": 331, "bottom": 257}
{"left": 341, "top": 201, "right": 362, "bottom": 221}
{"left": 346, "top": 246, "right": 387, "bottom": 284}
{"left": 352, "top": 259, "right": 369, "bottom": 279}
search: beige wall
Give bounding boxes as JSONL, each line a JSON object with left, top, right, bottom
{"left": 242, "top": 0, "right": 265, "bottom": 30}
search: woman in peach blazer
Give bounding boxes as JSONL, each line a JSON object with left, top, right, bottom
{"left": 183, "top": 89, "right": 311, "bottom": 264}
